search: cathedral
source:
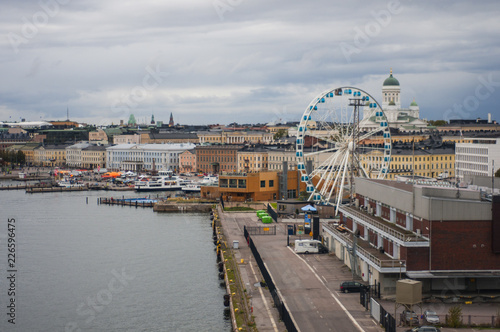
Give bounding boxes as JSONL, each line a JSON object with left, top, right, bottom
{"left": 360, "top": 69, "right": 428, "bottom": 130}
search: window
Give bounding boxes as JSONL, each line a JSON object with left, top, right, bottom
{"left": 269, "top": 180, "right": 274, "bottom": 187}
{"left": 260, "top": 180, "right": 265, "bottom": 188}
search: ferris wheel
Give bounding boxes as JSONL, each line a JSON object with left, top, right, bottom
{"left": 296, "top": 86, "right": 391, "bottom": 212}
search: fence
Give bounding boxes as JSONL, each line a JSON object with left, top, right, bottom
{"left": 245, "top": 225, "right": 276, "bottom": 236}
{"left": 266, "top": 203, "right": 278, "bottom": 222}
{"left": 370, "top": 298, "right": 396, "bottom": 332}
{"left": 243, "top": 228, "right": 298, "bottom": 332}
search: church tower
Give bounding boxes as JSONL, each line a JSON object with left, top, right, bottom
{"left": 382, "top": 69, "right": 401, "bottom": 109}
{"left": 169, "top": 112, "right": 174, "bottom": 127}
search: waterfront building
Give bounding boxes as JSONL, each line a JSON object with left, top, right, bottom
{"left": 237, "top": 145, "right": 269, "bottom": 172}
{"left": 195, "top": 144, "right": 241, "bottom": 174}
{"left": 34, "top": 144, "right": 69, "bottom": 166}
{"left": 66, "top": 142, "right": 91, "bottom": 168}
{"left": 81, "top": 145, "right": 107, "bottom": 169}
{"left": 201, "top": 170, "right": 305, "bottom": 202}
{"left": 455, "top": 137, "right": 500, "bottom": 181}
{"left": 106, "top": 143, "right": 195, "bottom": 172}
{"left": 179, "top": 149, "right": 196, "bottom": 174}
{"left": 322, "top": 177, "right": 500, "bottom": 296}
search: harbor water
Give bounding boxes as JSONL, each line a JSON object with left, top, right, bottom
{"left": 0, "top": 188, "right": 230, "bottom": 331}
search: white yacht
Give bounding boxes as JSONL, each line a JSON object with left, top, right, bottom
{"left": 134, "top": 170, "right": 182, "bottom": 192}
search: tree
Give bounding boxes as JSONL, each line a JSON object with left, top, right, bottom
{"left": 495, "top": 168, "right": 500, "bottom": 177}
{"left": 273, "top": 129, "right": 287, "bottom": 140}
{"left": 447, "top": 305, "right": 462, "bottom": 328}
{"left": 428, "top": 120, "right": 448, "bottom": 126}
{"left": 16, "top": 150, "right": 25, "bottom": 166}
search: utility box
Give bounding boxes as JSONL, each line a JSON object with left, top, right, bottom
{"left": 396, "top": 279, "right": 422, "bottom": 305}
{"left": 233, "top": 240, "right": 239, "bottom": 249}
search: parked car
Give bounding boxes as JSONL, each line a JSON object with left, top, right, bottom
{"left": 424, "top": 310, "right": 440, "bottom": 324}
{"left": 402, "top": 309, "right": 419, "bottom": 324}
{"left": 339, "top": 281, "right": 363, "bottom": 293}
{"left": 405, "top": 326, "right": 441, "bottom": 332}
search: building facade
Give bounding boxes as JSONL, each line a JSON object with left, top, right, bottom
{"left": 195, "top": 145, "right": 242, "bottom": 174}
{"left": 455, "top": 138, "right": 500, "bottom": 181}
{"left": 179, "top": 149, "right": 196, "bottom": 174}
{"left": 82, "top": 145, "right": 107, "bottom": 169}
{"left": 106, "top": 143, "right": 196, "bottom": 172}
{"left": 66, "top": 143, "right": 91, "bottom": 168}
{"left": 34, "top": 145, "right": 69, "bottom": 166}
{"left": 322, "top": 178, "right": 499, "bottom": 296}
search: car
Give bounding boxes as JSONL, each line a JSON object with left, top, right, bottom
{"left": 424, "top": 310, "right": 440, "bottom": 324}
{"left": 405, "top": 326, "right": 441, "bottom": 332}
{"left": 402, "top": 310, "right": 419, "bottom": 324}
{"left": 339, "top": 281, "right": 363, "bottom": 293}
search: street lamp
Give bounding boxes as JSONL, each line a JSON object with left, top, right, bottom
{"left": 399, "top": 261, "right": 403, "bottom": 279}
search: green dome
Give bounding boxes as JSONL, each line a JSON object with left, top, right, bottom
{"left": 410, "top": 100, "right": 418, "bottom": 107}
{"left": 383, "top": 70, "right": 400, "bottom": 86}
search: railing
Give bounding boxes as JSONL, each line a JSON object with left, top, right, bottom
{"left": 340, "top": 206, "right": 426, "bottom": 243}
{"left": 246, "top": 225, "right": 276, "bottom": 235}
{"left": 266, "top": 203, "right": 278, "bottom": 222}
{"left": 244, "top": 227, "right": 298, "bottom": 332}
{"left": 324, "top": 224, "right": 406, "bottom": 271}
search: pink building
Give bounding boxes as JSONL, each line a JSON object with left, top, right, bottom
{"left": 179, "top": 149, "right": 196, "bottom": 174}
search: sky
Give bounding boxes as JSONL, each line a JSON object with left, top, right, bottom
{"left": 1, "top": 0, "right": 499, "bottom": 126}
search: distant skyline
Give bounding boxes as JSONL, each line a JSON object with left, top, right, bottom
{"left": 1, "top": 0, "right": 499, "bottom": 126}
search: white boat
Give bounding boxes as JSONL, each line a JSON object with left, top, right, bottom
{"left": 134, "top": 170, "right": 182, "bottom": 192}
{"left": 200, "top": 175, "right": 218, "bottom": 186}
{"left": 57, "top": 178, "right": 84, "bottom": 188}
{"left": 181, "top": 183, "right": 201, "bottom": 192}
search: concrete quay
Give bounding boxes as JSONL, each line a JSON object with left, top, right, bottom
{"left": 218, "top": 208, "right": 383, "bottom": 332}
{"left": 218, "top": 208, "right": 500, "bottom": 332}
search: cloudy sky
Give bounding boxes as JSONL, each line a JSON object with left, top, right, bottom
{"left": 1, "top": 0, "right": 499, "bottom": 126}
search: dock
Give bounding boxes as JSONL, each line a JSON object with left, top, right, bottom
{"left": 99, "top": 197, "right": 157, "bottom": 208}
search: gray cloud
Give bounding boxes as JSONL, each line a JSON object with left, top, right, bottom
{"left": 1, "top": 0, "right": 499, "bottom": 125}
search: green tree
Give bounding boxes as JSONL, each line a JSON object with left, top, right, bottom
{"left": 16, "top": 150, "right": 26, "bottom": 166}
{"left": 447, "top": 305, "right": 462, "bottom": 328}
{"left": 428, "top": 120, "right": 448, "bottom": 126}
{"left": 495, "top": 168, "right": 500, "bottom": 177}
{"left": 273, "top": 129, "right": 287, "bottom": 140}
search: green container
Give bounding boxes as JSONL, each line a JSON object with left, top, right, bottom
{"left": 262, "top": 216, "right": 273, "bottom": 224}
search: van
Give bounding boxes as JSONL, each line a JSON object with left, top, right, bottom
{"left": 294, "top": 239, "right": 328, "bottom": 254}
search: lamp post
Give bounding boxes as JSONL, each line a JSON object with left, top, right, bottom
{"left": 399, "top": 261, "right": 403, "bottom": 280}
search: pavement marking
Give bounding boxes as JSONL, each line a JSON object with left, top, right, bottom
{"left": 288, "top": 247, "right": 366, "bottom": 332}
{"left": 322, "top": 275, "right": 327, "bottom": 283}
{"left": 248, "top": 257, "right": 279, "bottom": 332}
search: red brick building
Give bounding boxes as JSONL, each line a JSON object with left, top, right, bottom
{"left": 195, "top": 144, "right": 242, "bottom": 174}
{"left": 322, "top": 178, "right": 500, "bottom": 295}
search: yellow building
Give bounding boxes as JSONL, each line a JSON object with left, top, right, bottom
{"left": 198, "top": 131, "right": 273, "bottom": 144}
{"left": 201, "top": 170, "right": 305, "bottom": 202}
{"left": 237, "top": 147, "right": 269, "bottom": 172}
{"left": 360, "top": 146, "right": 456, "bottom": 180}
{"left": 34, "top": 145, "right": 68, "bottom": 167}
{"left": 81, "top": 145, "right": 106, "bottom": 169}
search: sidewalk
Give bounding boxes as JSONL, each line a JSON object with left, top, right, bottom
{"left": 218, "top": 208, "right": 284, "bottom": 331}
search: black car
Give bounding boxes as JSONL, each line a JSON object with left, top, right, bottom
{"left": 339, "top": 281, "right": 363, "bottom": 293}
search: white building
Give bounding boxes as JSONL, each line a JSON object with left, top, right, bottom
{"left": 106, "top": 143, "right": 196, "bottom": 172}
{"left": 455, "top": 137, "right": 500, "bottom": 180}
{"left": 360, "top": 69, "right": 428, "bottom": 130}
{"left": 66, "top": 142, "right": 91, "bottom": 168}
